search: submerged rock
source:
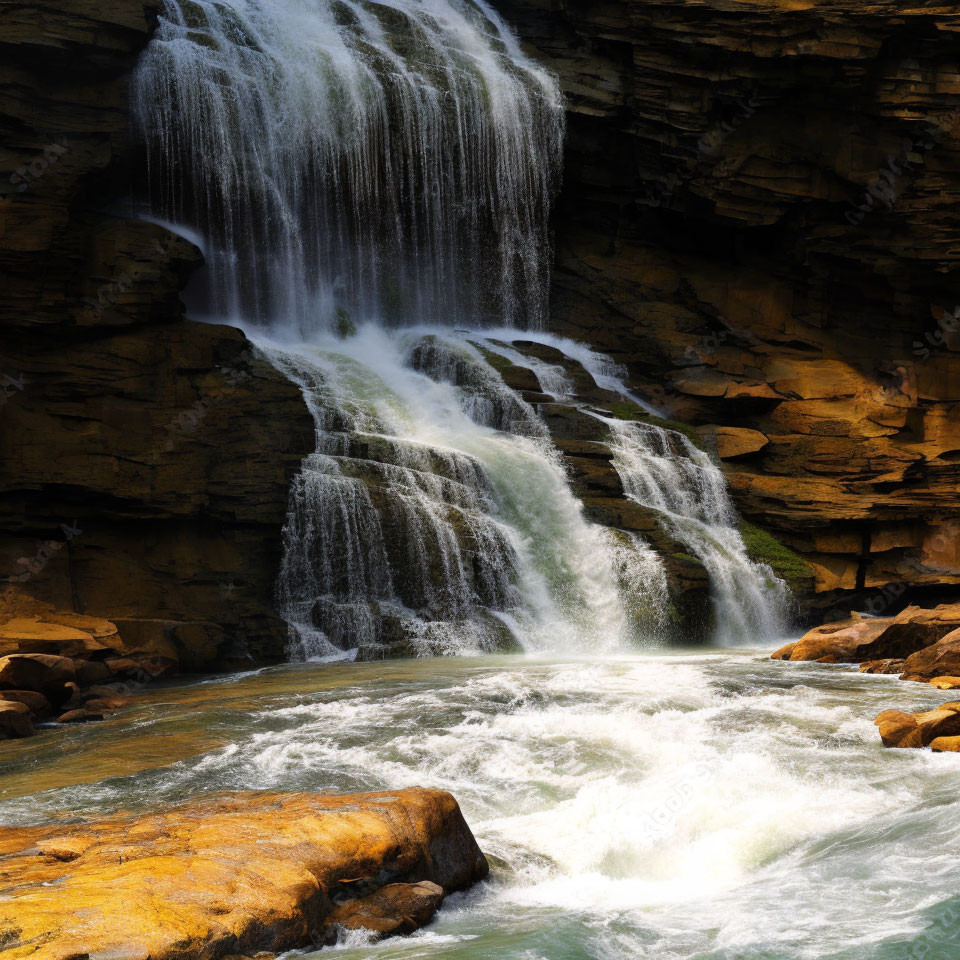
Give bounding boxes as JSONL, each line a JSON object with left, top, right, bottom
{"left": 0, "top": 788, "right": 488, "bottom": 960}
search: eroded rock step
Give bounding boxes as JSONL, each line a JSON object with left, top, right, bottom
{"left": 475, "top": 338, "right": 717, "bottom": 637}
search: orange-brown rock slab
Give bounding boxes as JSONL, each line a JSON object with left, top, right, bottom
{"left": 900, "top": 628, "right": 960, "bottom": 682}
{"left": 875, "top": 702, "right": 960, "bottom": 748}
{"left": 789, "top": 617, "right": 893, "bottom": 662}
{"left": 0, "top": 788, "right": 488, "bottom": 960}
{"left": 929, "top": 676, "right": 960, "bottom": 690}
{"left": 0, "top": 700, "right": 34, "bottom": 739}
{"left": 783, "top": 605, "right": 960, "bottom": 666}
{"left": 0, "top": 653, "right": 75, "bottom": 703}
{"left": 859, "top": 605, "right": 960, "bottom": 662}
{"left": 930, "top": 736, "right": 960, "bottom": 753}
{"left": 0, "top": 689, "right": 52, "bottom": 719}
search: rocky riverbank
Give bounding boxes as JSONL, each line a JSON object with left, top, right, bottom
{"left": 0, "top": 788, "right": 489, "bottom": 960}
{"left": 772, "top": 602, "right": 960, "bottom": 751}
{"left": 0, "top": 585, "right": 201, "bottom": 738}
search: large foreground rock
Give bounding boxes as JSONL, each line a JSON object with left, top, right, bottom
{"left": 0, "top": 788, "right": 488, "bottom": 960}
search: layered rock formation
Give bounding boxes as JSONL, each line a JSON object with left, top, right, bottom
{"left": 4, "top": 0, "right": 959, "bottom": 655}
{"left": 0, "top": 787, "right": 489, "bottom": 959}
{"left": 500, "top": 0, "right": 960, "bottom": 614}
{"left": 0, "top": 586, "right": 202, "bottom": 736}
{"left": 0, "top": 0, "right": 314, "bottom": 664}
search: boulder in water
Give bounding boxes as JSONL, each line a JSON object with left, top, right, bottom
{"left": 0, "top": 788, "right": 488, "bottom": 960}
{"left": 782, "top": 604, "right": 960, "bottom": 665}
{"left": 857, "top": 604, "right": 960, "bottom": 661}
{"left": 0, "top": 653, "right": 76, "bottom": 704}
{"left": 323, "top": 881, "right": 445, "bottom": 943}
{"left": 787, "top": 616, "right": 893, "bottom": 662}
{"left": 875, "top": 702, "right": 960, "bottom": 748}
{"left": 859, "top": 658, "right": 905, "bottom": 674}
{"left": 0, "top": 700, "right": 34, "bottom": 739}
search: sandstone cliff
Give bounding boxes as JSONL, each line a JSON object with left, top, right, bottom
{"left": 501, "top": 0, "right": 960, "bottom": 614}
{"left": 0, "top": 0, "right": 314, "bottom": 664}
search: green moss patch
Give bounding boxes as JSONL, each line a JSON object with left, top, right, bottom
{"left": 740, "top": 520, "right": 815, "bottom": 592}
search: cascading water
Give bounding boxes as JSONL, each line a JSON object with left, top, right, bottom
{"left": 259, "top": 328, "right": 667, "bottom": 658}
{"left": 606, "top": 419, "right": 790, "bottom": 643}
{"left": 133, "top": 0, "right": 564, "bottom": 333}
{"left": 133, "top": 0, "right": 788, "bottom": 653}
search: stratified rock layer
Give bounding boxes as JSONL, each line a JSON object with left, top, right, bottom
{"left": 501, "top": 0, "right": 960, "bottom": 611}
{"left": 0, "top": 0, "right": 314, "bottom": 663}
{"left": 0, "top": 788, "right": 489, "bottom": 960}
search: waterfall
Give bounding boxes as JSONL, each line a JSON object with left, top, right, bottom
{"left": 133, "top": 0, "right": 790, "bottom": 656}
{"left": 606, "top": 419, "right": 790, "bottom": 643}
{"left": 133, "top": 0, "right": 564, "bottom": 334}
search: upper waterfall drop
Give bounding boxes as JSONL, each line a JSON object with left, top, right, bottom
{"left": 133, "top": 0, "right": 564, "bottom": 335}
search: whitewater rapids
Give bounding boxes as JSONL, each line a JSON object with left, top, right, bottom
{"left": 3, "top": 653, "right": 959, "bottom": 959}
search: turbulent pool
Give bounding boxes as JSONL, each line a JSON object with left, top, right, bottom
{"left": 4, "top": 653, "right": 960, "bottom": 959}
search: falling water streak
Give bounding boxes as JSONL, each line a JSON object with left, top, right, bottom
{"left": 133, "top": 0, "right": 564, "bottom": 334}
{"left": 605, "top": 418, "right": 790, "bottom": 644}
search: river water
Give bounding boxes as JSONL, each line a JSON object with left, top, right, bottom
{"left": 4, "top": 652, "right": 959, "bottom": 959}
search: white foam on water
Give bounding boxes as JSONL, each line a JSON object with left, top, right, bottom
{"left": 5, "top": 655, "right": 959, "bottom": 957}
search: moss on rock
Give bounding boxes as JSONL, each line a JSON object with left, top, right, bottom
{"left": 740, "top": 519, "right": 815, "bottom": 593}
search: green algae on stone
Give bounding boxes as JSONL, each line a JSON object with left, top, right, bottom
{"left": 740, "top": 519, "right": 815, "bottom": 592}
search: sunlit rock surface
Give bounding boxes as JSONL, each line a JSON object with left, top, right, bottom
{"left": 0, "top": 788, "right": 488, "bottom": 960}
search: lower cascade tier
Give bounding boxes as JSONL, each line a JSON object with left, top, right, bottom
{"left": 261, "top": 326, "right": 791, "bottom": 659}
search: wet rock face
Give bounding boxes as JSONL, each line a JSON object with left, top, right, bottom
{"left": 499, "top": 0, "right": 960, "bottom": 607}
{"left": 0, "top": 788, "right": 489, "bottom": 959}
{"left": 0, "top": 0, "right": 314, "bottom": 664}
